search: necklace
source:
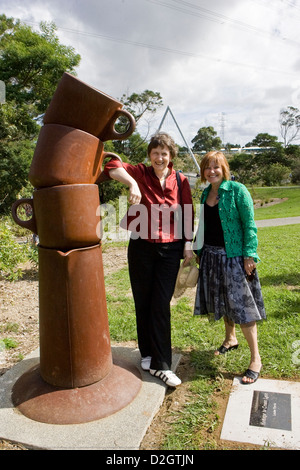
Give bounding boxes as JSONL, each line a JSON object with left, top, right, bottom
{"left": 210, "top": 191, "right": 220, "bottom": 200}
{"left": 210, "top": 184, "right": 220, "bottom": 200}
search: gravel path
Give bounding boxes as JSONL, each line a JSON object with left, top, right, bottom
{"left": 256, "top": 216, "right": 300, "bottom": 227}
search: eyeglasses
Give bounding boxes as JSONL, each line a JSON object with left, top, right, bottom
{"left": 246, "top": 268, "right": 256, "bottom": 282}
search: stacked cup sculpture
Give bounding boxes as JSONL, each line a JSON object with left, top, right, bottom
{"left": 11, "top": 73, "right": 141, "bottom": 424}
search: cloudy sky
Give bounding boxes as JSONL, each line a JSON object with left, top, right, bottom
{"left": 1, "top": 0, "right": 300, "bottom": 148}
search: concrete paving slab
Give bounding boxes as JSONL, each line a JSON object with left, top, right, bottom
{"left": 221, "top": 377, "right": 300, "bottom": 449}
{"left": 0, "top": 347, "right": 181, "bottom": 450}
{"left": 256, "top": 217, "right": 300, "bottom": 227}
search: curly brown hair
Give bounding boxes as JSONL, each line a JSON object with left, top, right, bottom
{"left": 147, "top": 132, "right": 178, "bottom": 159}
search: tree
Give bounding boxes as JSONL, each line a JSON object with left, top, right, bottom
{"left": 254, "top": 143, "right": 289, "bottom": 167}
{"left": 245, "top": 133, "right": 279, "bottom": 147}
{"left": 229, "top": 152, "right": 261, "bottom": 185}
{"left": 120, "top": 90, "right": 163, "bottom": 125}
{"left": 261, "top": 163, "right": 290, "bottom": 186}
{"left": 191, "top": 126, "right": 222, "bottom": 152}
{"left": 112, "top": 90, "right": 163, "bottom": 159}
{"left": 285, "top": 145, "right": 300, "bottom": 184}
{"left": 224, "top": 142, "right": 240, "bottom": 152}
{"left": 0, "top": 141, "right": 34, "bottom": 212}
{"left": 279, "top": 106, "right": 300, "bottom": 147}
{"left": 102, "top": 90, "right": 163, "bottom": 201}
{"left": 0, "top": 16, "right": 80, "bottom": 113}
{"left": 0, "top": 15, "right": 81, "bottom": 214}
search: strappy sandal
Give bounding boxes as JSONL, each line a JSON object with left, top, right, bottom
{"left": 242, "top": 368, "right": 260, "bottom": 384}
{"left": 216, "top": 343, "right": 239, "bottom": 355}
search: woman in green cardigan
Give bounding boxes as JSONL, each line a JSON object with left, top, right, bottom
{"left": 194, "top": 151, "right": 266, "bottom": 384}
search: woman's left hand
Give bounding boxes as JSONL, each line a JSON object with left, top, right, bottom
{"left": 183, "top": 248, "right": 194, "bottom": 266}
{"left": 244, "top": 257, "right": 256, "bottom": 276}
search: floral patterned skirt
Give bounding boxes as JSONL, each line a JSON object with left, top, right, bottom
{"left": 194, "top": 245, "right": 266, "bottom": 324}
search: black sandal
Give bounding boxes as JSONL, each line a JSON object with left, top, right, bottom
{"left": 242, "top": 368, "right": 260, "bottom": 384}
{"left": 216, "top": 343, "right": 239, "bottom": 355}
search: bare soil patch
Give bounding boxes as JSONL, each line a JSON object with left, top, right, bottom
{"left": 253, "top": 197, "right": 287, "bottom": 208}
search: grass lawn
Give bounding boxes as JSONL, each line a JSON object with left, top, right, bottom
{"left": 166, "top": 224, "right": 300, "bottom": 449}
{"left": 105, "top": 187, "right": 300, "bottom": 450}
{"left": 252, "top": 185, "right": 300, "bottom": 220}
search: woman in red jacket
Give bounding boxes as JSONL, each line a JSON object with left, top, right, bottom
{"left": 104, "top": 133, "right": 194, "bottom": 387}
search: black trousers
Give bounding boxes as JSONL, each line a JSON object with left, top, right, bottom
{"left": 128, "top": 237, "right": 182, "bottom": 370}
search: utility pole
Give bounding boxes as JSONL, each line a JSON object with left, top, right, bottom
{"left": 219, "top": 112, "right": 226, "bottom": 145}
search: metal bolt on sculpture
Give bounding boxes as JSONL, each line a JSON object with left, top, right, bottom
{"left": 11, "top": 73, "right": 141, "bottom": 425}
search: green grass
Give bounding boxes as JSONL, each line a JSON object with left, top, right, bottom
{"left": 251, "top": 186, "right": 300, "bottom": 220}
{"left": 105, "top": 218, "right": 300, "bottom": 449}
{"left": 0, "top": 337, "right": 18, "bottom": 350}
{"left": 1, "top": 186, "right": 298, "bottom": 449}
{"left": 166, "top": 224, "right": 300, "bottom": 448}
{"left": 105, "top": 267, "right": 137, "bottom": 342}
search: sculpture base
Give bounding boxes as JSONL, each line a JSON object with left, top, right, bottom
{"left": 11, "top": 358, "right": 142, "bottom": 425}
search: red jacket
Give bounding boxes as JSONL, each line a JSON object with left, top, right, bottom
{"left": 104, "top": 158, "right": 194, "bottom": 243}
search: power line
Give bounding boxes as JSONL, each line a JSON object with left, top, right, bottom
{"left": 249, "top": 0, "right": 300, "bottom": 22}
{"left": 24, "top": 20, "right": 299, "bottom": 77}
{"left": 280, "top": 0, "right": 300, "bottom": 12}
{"left": 145, "top": 0, "right": 300, "bottom": 47}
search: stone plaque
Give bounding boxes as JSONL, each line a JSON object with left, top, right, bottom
{"left": 250, "top": 391, "right": 292, "bottom": 431}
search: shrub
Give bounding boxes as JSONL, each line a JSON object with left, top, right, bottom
{"left": 0, "top": 218, "right": 31, "bottom": 280}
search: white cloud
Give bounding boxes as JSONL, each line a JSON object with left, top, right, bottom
{"left": 1, "top": 0, "right": 300, "bottom": 146}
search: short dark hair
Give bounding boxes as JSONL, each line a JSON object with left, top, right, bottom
{"left": 147, "top": 132, "right": 178, "bottom": 159}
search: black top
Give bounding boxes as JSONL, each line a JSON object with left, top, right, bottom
{"left": 204, "top": 202, "right": 225, "bottom": 247}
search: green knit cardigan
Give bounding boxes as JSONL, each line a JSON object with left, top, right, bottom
{"left": 197, "top": 180, "right": 260, "bottom": 262}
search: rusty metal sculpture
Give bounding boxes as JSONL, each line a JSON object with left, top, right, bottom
{"left": 11, "top": 73, "right": 141, "bottom": 424}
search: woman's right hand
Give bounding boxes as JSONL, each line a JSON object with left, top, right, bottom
{"left": 108, "top": 167, "right": 141, "bottom": 204}
{"left": 128, "top": 181, "right": 142, "bottom": 205}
